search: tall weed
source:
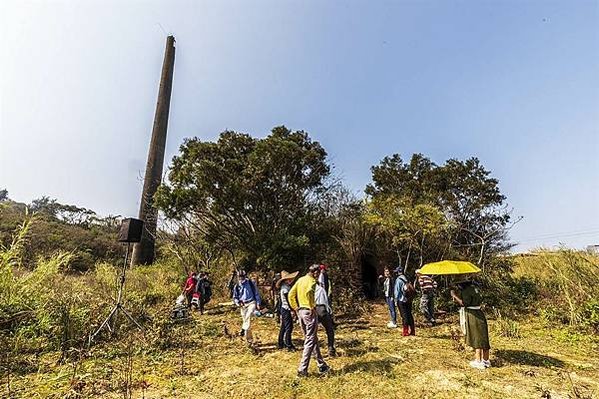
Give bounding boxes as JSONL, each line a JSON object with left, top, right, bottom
{"left": 515, "top": 250, "right": 599, "bottom": 331}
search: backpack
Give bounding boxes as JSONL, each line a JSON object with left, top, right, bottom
{"left": 399, "top": 275, "right": 416, "bottom": 301}
{"left": 404, "top": 281, "right": 417, "bottom": 301}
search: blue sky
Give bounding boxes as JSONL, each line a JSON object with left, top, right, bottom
{"left": 1, "top": 0, "right": 598, "bottom": 251}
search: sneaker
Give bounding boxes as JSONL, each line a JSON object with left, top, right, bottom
{"left": 482, "top": 360, "right": 491, "bottom": 368}
{"left": 286, "top": 346, "right": 298, "bottom": 352}
{"left": 318, "top": 364, "right": 330, "bottom": 374}
{"left": 328, "top": 347, "right": 337, "bottom": 357}
{"left": 469, "top": 360, "right": 486, "bottom": 370}
{"left": 387, "top": 321, "right": 398, "bottom": 328}
{"left": 297, "top": 370, "right": 308, "bottom": 378}
{"left": 239, "top": 329, "right": 245, "bottom": 337}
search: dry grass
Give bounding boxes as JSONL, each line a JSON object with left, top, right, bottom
{"left": 6, "top": 302, "right": 599, "bottom": 399}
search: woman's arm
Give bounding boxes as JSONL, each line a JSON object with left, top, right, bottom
{"left": 450, "top": 289, "right": 464, "bottom": 306}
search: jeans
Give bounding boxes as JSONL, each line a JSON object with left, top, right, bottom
{"left": 298, "top": 308, "right": 327, "bottom": 373}
{"left": 386, "top": 297, "right": 397, "bottom": 324}
{"left": 420, "top": 291, "right": 435, "bottom": 323}
{"left": 278, "top": 308, "right": 293, "bottom": 348}
{"left": 398, "top": 301, "right": 415, "bottom": 332}
{"left": 316, "top": 305, "right": 335, "bottom": 351}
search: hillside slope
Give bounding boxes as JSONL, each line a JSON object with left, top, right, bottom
{"left": 9, "top": 302, "right": 598, "bottom": 399}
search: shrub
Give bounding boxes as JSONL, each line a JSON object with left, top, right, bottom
{"left": 494, "top": 316, "right": 522, "bottom": 338}
{"left": 581, "top": 300, "right": 599, "bottom": 333}
{"left": 0, "top": 218, "right": 183, "bottom": 360}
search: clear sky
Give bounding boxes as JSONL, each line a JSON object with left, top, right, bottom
{"left": 1, "top": 0, "right": 598, "bottom": 251}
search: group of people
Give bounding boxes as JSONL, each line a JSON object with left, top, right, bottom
{"left": 182, "top": 271, "right": 213, "bottom": 314}
{"left": 381, "top": 266, "right": 491, "bottom": 369}
{"left": 381, "top": 266, "right": 438, "bottom": 335}
{"left": 191, "top": 263, "right": 490, "bottom": 376}
{"left": 229, "top": 264, "right": 335, "bottom": 376}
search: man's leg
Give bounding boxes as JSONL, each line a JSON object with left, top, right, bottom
{"left": 429, "top": 293, "right": 435, "bottom": 323}
{"left": 199, "top": 297, "right": 206, "bottom": 315}
{"left": 306, "top": 311, "right": 327, "bottom": 369}
{"left": 283, "top": 309, "right": 294, "bottom": 348}
{"left": 420, "top": 295, "right": 427, "bottom": 319}
{"left": 421, "top": 293, "right": 432, "bottom": 323}
{"left": 278, "top": 312, "right": 286, "bottom": 349}
{"left": 298, "top": 309, "right": 314, "bottom": 374}
{"left": 239, "top": 305, "right": 247, "bottom": 336}
{"left": 316, "top": 306, "right": 335, "bottom": 355}
{"left": 244, "top": 302, "right": 256, "bottom": 343}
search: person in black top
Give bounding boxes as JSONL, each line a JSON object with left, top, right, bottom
{"left": 195, "top": 272, "right": 213, "bottom": 314}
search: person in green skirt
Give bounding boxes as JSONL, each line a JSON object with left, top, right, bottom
{"left": 450, "top": 279, "right": 491, "bottom": 369}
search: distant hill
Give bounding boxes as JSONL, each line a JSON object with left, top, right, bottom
{"left": 0, "top": 197, "right": 124, "bottom": 271}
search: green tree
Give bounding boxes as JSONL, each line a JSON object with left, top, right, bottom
{"left": 366, "top": 153, "right": 515, "bottom": 269}
{"left": 155, "top": 126, "right": 331, "bottom": 271}
{"left": 437, "top": 158, "right": 515, "bottom": 266}
{"left": 366, "top": 194, "right": 448, "bottom": 270}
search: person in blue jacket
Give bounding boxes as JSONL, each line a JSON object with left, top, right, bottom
{"left": 394, "top": 266, "right": 415, "bottom": 336}
{"left": 232, "top": 270, "right": 261, "bottom": 344}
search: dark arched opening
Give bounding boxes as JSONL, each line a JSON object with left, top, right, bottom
{"left": 361, "top": 253, "right": 379, "bottom": 299}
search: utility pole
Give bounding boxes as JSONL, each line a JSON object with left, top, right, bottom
{"left": 131, "top": 35, "right": 176, "bottom": 265}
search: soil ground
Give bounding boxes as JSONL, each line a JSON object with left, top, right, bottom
{"left": 8, "top": 301, "right": 599, "bottom": 399}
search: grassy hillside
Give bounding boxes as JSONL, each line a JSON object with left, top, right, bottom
{"left": 2, "top": 245, "right": 598, "bottom": 398}
{"left": 6, "top": 302, "right": 598, "bottom": 399}
{"left": 513, "top": 250, "right": 599, "bottom": 332}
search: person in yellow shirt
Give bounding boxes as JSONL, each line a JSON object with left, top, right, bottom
{"left": 289, "top": 264, "right": 330, "bottom": 377}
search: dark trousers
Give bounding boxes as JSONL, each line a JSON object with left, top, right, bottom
{"left": 420, "top": 291, "right": 435, "bottom": 323}
{"left": 316, "top": 305, "right": 335, "bottom": 350}
{"left": 398, "top": 301, "right": 415, "bottom": 332}
{"left": 185, "top": 291, "right": 193, "bottom": 309}
{"left": 278, "top": 308, "right": 293, "bottom": 348}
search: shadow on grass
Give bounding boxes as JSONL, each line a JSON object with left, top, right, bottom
{"left": 334, "top": 337, "right": 380, "bottom": 357}
{"left": 494, "top": 349, "right": 566, "bottom": 368}
{"left": 340, "top": 357, "right": 401, "bottom": 375}
{"left": 343, "top": 346, "right": 380, "bottom": 357}
{"left": 336, "top": 337, "right": 364, "bottom": 349}
{"left": 205, "top": 305, "right": 235, "bottom": 316}
{"left": 1, "top": 357, "right": 39, "bottom": 376}
{"left": 336, "top": 319, "right": 371, "bottom": 330}
{"left": 427, "top": 333, "right": 452, "bottom": 339}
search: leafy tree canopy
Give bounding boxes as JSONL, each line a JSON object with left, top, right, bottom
{"left": 155, "top": 126, "right": 331, "bottom": 271}
{"left": 366, "top": 153, "right": 514, "bottom": 268}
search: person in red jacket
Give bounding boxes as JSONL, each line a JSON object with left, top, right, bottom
{"left": 183, "top": 272, "right": 198, "bottom": 309}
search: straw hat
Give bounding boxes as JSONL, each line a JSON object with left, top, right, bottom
{"left": 276, "top": 270, "right": 299, "bottom": 288}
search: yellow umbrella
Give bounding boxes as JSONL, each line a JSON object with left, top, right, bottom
{"left": 419, "top": 260, "right": 481, "bottom": 275}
